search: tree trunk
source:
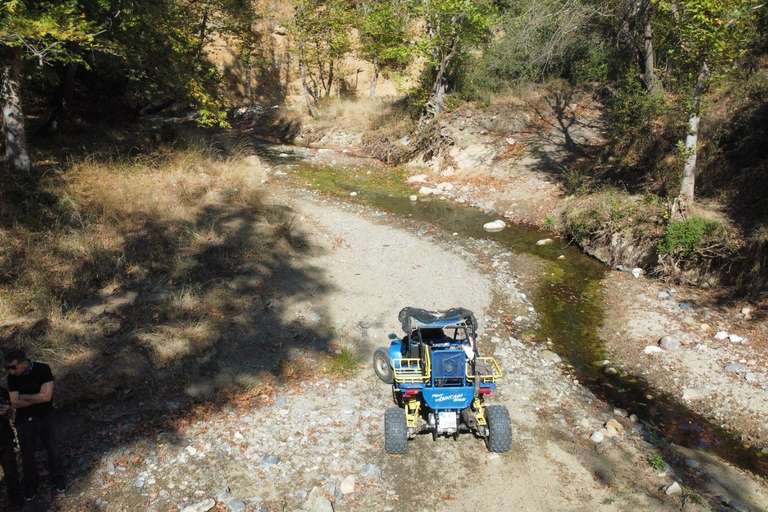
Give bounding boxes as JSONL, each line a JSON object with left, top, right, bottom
{"left": 194, "top": 0, "right": 213, "bottom": 63}
{"left": 640, "top": 0, "right": 661, "bottom": 94}
{"left": 429, "top": 31, "right": 460, "bottom": 118}
{"left": 676, "top": 60, "right": 710, "bottom": 216}
{"left": 298, "top": 43, "right": 318, "bottom": 118}
{"left": 40, "top": 62, "right": 78, "bottom": 134}
{"left": 325, "top": 61, "right": 334, "bottom": 98}
{"left": 1, "top": 45, "right": 32, "bottom": 175}
{"left": 245, "top": 57, "right": 253, "bottom": 104}
{"left": 370, "top": 56, "right": 379, "bottom": 100}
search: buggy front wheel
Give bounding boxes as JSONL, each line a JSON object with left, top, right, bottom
{"left": 485, "top": 405, "right": 513, "bottom": 453}
{"left": 385, "top": 407, "right": 408, "bottom": 454}
{"left": 373, "top": 347, "right": 395, "bottom": 384}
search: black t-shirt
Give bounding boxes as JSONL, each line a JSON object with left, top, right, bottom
{"left": 7, "top": 361, "right": 54, "bottom": 419}
{"left": 0, "top": 388, "right": 14, "bottom": 445}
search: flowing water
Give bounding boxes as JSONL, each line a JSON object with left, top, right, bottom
{"left": 272, "top": 157, "right": 768, "bottom": 478}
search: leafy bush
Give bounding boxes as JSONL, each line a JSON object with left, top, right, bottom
{"left": 658, "top": 216, "right": 725, "bottom": 258}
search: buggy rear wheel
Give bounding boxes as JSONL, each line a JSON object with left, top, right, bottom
{"left": 385, "top": 407, "right": 408, "bottom": 454}
{"left": 485, "top": 405, "right": 513, "bottom": 453}
{"left": 373, "top": 347, "right": 395, "bottom": 384}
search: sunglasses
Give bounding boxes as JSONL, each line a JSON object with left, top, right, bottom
{"left": 4, "top": 364, "right": 18, "bottom": 370}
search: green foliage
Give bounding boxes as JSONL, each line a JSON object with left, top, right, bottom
{"left": 658, "top": 216, "right": 725, "bottom": 258}
{"left": 357, "top": 0, "right": 412, "bottom": 73}
{"left": 649, "top": 454, "right": 666, "bottom": 470}
{"left": 607, "top": 73, "right": 668, "bottom": 133}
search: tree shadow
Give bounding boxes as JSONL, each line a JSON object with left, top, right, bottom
{"left": 520, "top": 86, "right": 607, "bottom": 183}
{"left": 0, "top": 157, "right": 343, "bottom": 509}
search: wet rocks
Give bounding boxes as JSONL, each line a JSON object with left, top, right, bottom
{"left": 483, "top": 220, "right": 507, "bottom": 232}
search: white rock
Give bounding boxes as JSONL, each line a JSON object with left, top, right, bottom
{"left": 741, "top": 307, "right": 752, "bottom": 315}
{"left": 745, "top": 372, "right": 758, "bottom": 382}
{"left": 714, "top": 331, "right": 729, "bottom": 340}
{"left": 631, "top": 268, "right": 643, "bottom": 278}
{"left": 643, "top": 346, "right": 663, "bottom": 354}
{"left": 728, "top": 334, "right": 743, "bottom": 343}
{"left": 536, "top": 238, "right": 553, "bottom": 246}
{"left": 682, "top": 388, "right": 707, "bottom": 400}
{"left": 407, "top": 174, "right": 428, "bottom": 183}
{"left": 349, "top": 192, "right": 358, "bottom": 197}
{"left": 278, "top": 153, "right": 289, "bottom": 158}
{"left": 340, "top": 475, "right": 355, "bottom": 494}
{"left": 483, "top": 220, "right": 507, "bottom": 232}
{"left": 310, "top": 497, "right": 334, "bottom": 512}
{"left": 664, "top": 482, "right": 682, "bottom": 495}
{"left": 418, "top": 186, "right": 436, "bottom": 196}
{"left": 590, "top": 431, "right": 604, "bottom": 444}
{"left": 436, "top": 182, "right": 454, "bottom": 192}
{"left": 409, "top": 195, "right": 418, "bottom": 201}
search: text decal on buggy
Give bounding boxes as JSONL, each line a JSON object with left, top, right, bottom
{"left": 434, "top": 393, "right": 466, "bottom": 403}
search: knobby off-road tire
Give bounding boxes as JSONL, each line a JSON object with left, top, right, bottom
{"left": 485, "top": 405, "right": 513, "bottom": 453}
{"left": 373, "top": 347, "right": 395, "bottom": 384}
{"left": 385, "top": 407, "right": 408, "bottom": 454}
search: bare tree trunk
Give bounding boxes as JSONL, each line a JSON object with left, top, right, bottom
{"left": 298, "top": 43, "right": 318, "bottom": 118}
{"left": 325, "top": 61, "right": 334, "bottom": 98}
{"left": 245, "top": 56, "right": 253, "bottom": 104}
{"left": 194, "top": 0, "right": 213, "bottom": 63}
{"left": 640, "top": 0, "right": 661, "bottom": 94}
{"left": 429, "top": 31, "right": 460, "bottom": 118}
{"left": 370, "top": 56, "right": 379, "bottom": 99}
{"left": 1, "top": 45, "right": 32, "bottom": 175}
{"left": 675, "top": 60, "right": 710, "bottom": 217}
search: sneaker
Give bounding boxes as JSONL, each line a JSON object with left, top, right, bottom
{"left": 23, "top": 485, "right": 36, "bottom": 501}
{"left": 53, "top": 475, "right": 68, "bottom": 493}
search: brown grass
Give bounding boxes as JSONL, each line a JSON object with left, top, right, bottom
{"left": 0, "top": 140, "right": 293, "bottom": 407}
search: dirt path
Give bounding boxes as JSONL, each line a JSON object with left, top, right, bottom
{"left": 50, "top": 184, "right": 768, "bottom": 512}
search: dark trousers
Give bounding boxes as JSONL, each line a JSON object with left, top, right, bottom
{"left": 0, "top": 438, "right": 20, "bottom": 500}
{"left": 15, "top": 412, "right": 64, "bottom": 488}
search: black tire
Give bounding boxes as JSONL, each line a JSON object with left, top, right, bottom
{"left": 485, "top": 405, "right": 513, "bottom": 453}
{"left": 373, "top": 347, "right": 395, "bottom": 384}
{"left": 385, "top": 407, "right": 408, "bottom": 454}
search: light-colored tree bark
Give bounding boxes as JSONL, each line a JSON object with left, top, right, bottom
{"left": 675, "top": 60, "right": 710, "bottom": 217}
{"left": 1, "top": 45, "right": 32, "bottom": 174}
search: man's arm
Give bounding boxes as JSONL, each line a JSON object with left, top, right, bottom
{"left": 10, "top": 381, "right": 53, "bottom": 408}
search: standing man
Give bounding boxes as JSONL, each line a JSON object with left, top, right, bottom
{"left": 0, "top": 385, "right": 21, "bottom": 507}
{"left": 4, "top": 350, "right": 66, "bottom": 501}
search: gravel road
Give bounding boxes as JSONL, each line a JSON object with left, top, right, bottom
{"left": 44, "top": 188, "right": 767, "bottom": 512}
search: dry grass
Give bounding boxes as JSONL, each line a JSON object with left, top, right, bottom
{"left": 0, "top": 139, "right": 295, "bottom": 408}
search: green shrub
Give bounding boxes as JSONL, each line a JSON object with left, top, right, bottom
{"left": 658, "top": 216, "right": 725, "bottom": 258}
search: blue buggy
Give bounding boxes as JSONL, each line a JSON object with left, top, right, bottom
{"left": 373, "top": 307, "right": 513, "bottom": 454}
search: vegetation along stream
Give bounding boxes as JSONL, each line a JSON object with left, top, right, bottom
{"left": 274, "top": 158, "right": 768, "bottom": 478}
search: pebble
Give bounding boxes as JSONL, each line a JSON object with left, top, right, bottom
{"left": 535, "top": 238, "right": 553, "bottom": 245}
{"left": 729, "top": 334, "right": 743, "bottom": 343}
{"left": 409, "top": 195, "right": 418, "bottom": 201}
{"left": 745, "top": 373, "right": 758, "bottom": 383}
{"left": 311, "top": 497, "right": 334, "bottom": 512}
{"left": 260, "top": 455, "right": 280, "bottom": 466}
{"left": 658, "top": 334, "right": 681, "bottom": 351}
{"left": 227, "top": 500, "right": 247, "bottom": 512}
{"left": 360, "top": 463, "right": 381, "bottom": 480}
{"left": 590, "top": 431, "right": 604, "bottom": 444}
{"left": 340, "top": 475, "right": 355, "bottom": 495}
{"left": 679, "top": 302, "right": 694, "bottom": 310}
{"left": 182, "top": 499, "right": 216, "bottom": 512}
{"left": 715, "top": 331, "right": 729, "bottom": 340}
{"left": 349, "top": 192, "right": 357, "bottom": 197}
{"left": 682, "top": 388, "right": 707, "bottom": 400}
{"left": 664, "top": 482, "right": 682, "bottom": 495}
{"left": 631, "top": 268, "right": 643, "bottom": 278}
{"left": 723, "top": 363, "right": 748, "bottom": 373}
{"left": 643, "top": 346, "right": 663, "bottom": 354}
{"left": 685, "top": 459, "right": 700, "bottom": 468}
{"left": 657, "top": 291, "right": 670, "bottom": 300}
